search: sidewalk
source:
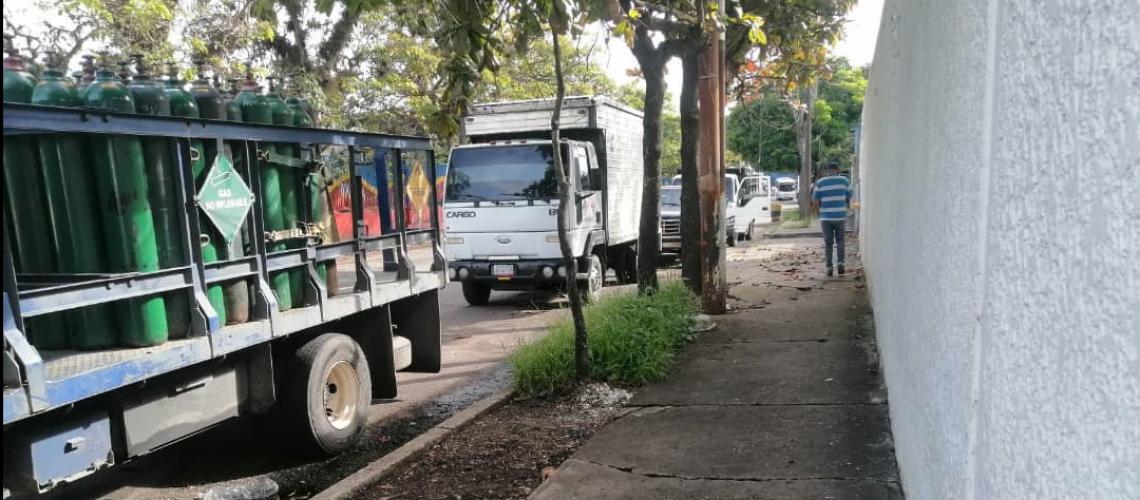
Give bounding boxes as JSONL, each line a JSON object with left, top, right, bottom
{"left": 532, "top": 237, "right": 902, "bottom": 499}
{"left": 765, "top": 224, "right": 823, "bottom": 239}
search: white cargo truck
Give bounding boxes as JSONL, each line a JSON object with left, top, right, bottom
{"left": 445, "top": 96, "right": 644, "bottom": 305}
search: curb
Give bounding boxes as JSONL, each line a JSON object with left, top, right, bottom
{"left": 766, "top": 230, "right": 822, "bottom": 239}
{"left": 312, "top": 388, "right": 516, "bottom": 500}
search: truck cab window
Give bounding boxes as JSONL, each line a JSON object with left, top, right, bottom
{"left": 574, "top": 147, "right": 591, "bottom": 190}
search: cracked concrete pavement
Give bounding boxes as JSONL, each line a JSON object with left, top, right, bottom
{"left": 531, "top": 237, "right": 904, "bottom": 499}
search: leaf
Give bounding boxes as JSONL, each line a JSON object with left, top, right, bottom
{"left": 749, "top": 26, "right": 767, "bottom": 45}
{"left": 315, "top": 0, "right": 336, "bottom": 15}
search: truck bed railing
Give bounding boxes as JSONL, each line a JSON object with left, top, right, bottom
{"left": 2, "top": 103, "right": 445, "bottom": 425}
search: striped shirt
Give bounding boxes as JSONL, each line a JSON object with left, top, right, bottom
{"left": 813, "top": 175, "right": 851, "bottom": 221}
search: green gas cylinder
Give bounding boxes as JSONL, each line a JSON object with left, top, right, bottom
{"left": 166, "top": 62, "right": 227, "bottom": 328}
{"left": 284, "top": 90, "right": 332, "bottom": 290}
{"left": 225, "top": 78, "right": 243, "bottom": 122}
{"left": 116, "top": 60, "right": 133, "bottom": 85}
{"left": 84, "top": 54, "right": 168, "bottom": 347}
{"left": 128, "top": 55, "right": 188, "bottom": 340}
{"left": 234, "top": 74, "right": 292, "bottom": 311}
{"left": 163, "top": 63, "right": 199, "bottom": 118}
{"left": 33, "top": 51, "right": 117, "bottom": 349}
{"left": 190, "top": 62, "right": 226, "bottom": 120}
{"left": 266, "top": 77, "right": 305, "bottom": 302}
{"left": 192, "top": 66, "right": 251, "bottom": 324}
{"left": 77, "top": 54, "right": 97, "bottom": 93}
{"left": 4, "top": 37, "right": 69, "bottom": 349}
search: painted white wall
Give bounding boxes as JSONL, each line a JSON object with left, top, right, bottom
{"left": 858, "top": 1, "right": 1140, "bottom": 499}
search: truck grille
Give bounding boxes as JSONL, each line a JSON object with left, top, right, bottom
{"left": 661, "top": 216, "right": 680, "bottom": 236}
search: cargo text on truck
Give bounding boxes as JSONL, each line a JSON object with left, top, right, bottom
{"left": 2, "top": 45, "right": 445, "bottom": 497}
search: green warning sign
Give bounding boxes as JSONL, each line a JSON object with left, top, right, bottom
{"left": 197, "top": 152, "right": 255, "bottom": 244}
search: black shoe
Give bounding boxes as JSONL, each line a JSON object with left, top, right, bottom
{"left": 826, "top": 268, "right": 834, "bottom": 277}
{"left": 838, "top": 265, "right": 846, "bottom": 275}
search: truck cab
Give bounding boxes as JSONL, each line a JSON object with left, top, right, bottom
{"left": 445, "top": 140, "right": 605, "bottom": 305}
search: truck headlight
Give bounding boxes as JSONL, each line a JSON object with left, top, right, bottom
{"left": 545, "top": 234, "right": 561, "bottom": 244}
{"left": 446, "top": 236, "right": 464, "bottom": 245}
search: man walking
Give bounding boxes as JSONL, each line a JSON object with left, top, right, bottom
{"left": 813, "top": 162, "right": 852, "bottom": 276}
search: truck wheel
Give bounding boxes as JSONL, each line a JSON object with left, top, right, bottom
{"left": 727, "top": 232, "right": 738, "bottom": 247}
{"left": 745, "top": 222, "right": 755, "bottom": 241}
{"left": 461, "top": 281, "right": 491, "bottom": 306}
{"left": 580, "top": 255, "right": 603, "bottom": 304}
{"left": 285, "top": 333, "right": 372, "bottom": 455}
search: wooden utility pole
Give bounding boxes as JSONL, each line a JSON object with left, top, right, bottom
{"left": 698, "top": 8, "right": 727, "bottom": 314}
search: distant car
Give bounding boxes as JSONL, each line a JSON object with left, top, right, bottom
{"left": 659, "top": 186, "right": 682, "bottom": 254}
{"left": 658, "top": 177, "right": 745, "bottom": 253}
{"left": 774, "top": 177, "right": 798, "bottom": 202}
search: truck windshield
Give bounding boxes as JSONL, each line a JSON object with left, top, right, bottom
{"left": 660, "top": 189, "right": 681, "bottom": 207}
{"left": 724, "top": 177, "right": 738, "bottom": 203}
{"left": 777, "top": 182, "right": 796, "bottom": 192}
{"left": 447, "top": 145, "right": 558, "bottom": 202}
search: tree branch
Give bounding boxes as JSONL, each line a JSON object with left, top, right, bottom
{"left": 318, "top": 7, "right": 362, "bottom": 80}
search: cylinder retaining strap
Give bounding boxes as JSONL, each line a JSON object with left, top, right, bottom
{"left": 258, "top": 149, "right": 311, "bottom": 169}
{"left": 264, "top": 223, "right": 324, "bottom": 244}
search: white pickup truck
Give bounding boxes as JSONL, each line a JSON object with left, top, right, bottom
{"left": 661, "top": 173, "right": 770, "bottom": 253}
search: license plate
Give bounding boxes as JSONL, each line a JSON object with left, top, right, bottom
{"left": 492, "top": 264, "right": 515, "bottom": 277}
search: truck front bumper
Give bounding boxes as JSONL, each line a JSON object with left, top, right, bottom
{"left": 449, "top": 259, "right": 586, "bottom": 288}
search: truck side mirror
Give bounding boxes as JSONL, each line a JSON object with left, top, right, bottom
{"left": 575, "top": 191, "right": 597, "bottom": 203}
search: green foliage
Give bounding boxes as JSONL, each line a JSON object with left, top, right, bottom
{"left": 511, "top": 281, "right": 699, "bottom": 396}
{"left": 727, "top": 57, "right": 867, "bottom": 171}
{"left": 727, "top": 93, "right": 799, "bottom": 172}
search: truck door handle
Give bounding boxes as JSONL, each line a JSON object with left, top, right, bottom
{"left": 172, "top": 376, "right": 212, "bottom": 395}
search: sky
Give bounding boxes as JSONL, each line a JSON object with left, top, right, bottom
{"left": 599, "top": 0, "right": 885, "bottom": 110}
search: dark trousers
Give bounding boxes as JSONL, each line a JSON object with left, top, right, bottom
{"left": 821, "top": 220, "right": 846, "bottom": 268}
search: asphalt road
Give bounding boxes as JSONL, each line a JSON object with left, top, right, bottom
{"left": 42, "top": 284, "right": 576, "bottom": 500}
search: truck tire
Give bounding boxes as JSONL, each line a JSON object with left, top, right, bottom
{"left": 284, "top": 333, "right": 372, "bottom": 455}
{"left": 581, "top": 255, "right": 603, "bottom": 304}
{"left": 727, "top": 232, "right": 738, "bottom": 247}
{"left": 745, "top": 222, "right": 755, "bottom": 241}
{"left": 461, "top": 281, "right": 491, "bottom": 306}
{"left": 393, "top": 335, "right": 413, "bottom": 371}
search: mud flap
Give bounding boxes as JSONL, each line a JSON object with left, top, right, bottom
{"left": 389, "top": 289, "right": 441, "bottom": 373}
{"left": 343, "top": 306, "right": 397, "bottom": 400}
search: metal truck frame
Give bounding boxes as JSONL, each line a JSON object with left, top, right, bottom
{"left": 2, "top": 103, "right": 445, "bottom": 496}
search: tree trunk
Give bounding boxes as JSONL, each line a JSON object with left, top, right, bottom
{"left": 797, "top": 85, "right": 815, "bottom": 215}
{"left": 632, "top": 28, "right": 668, "bottom": 293}
{"left": 550, "top": 28, "right": 589, "bottom": 381}
{"left": 679, "top": 48, "right": 702, "bottom": 294}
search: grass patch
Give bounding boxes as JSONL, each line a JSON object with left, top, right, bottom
{"left": 779, "top": 208, "right": 814, "bottom": 229}
{"left": 510, "top": 281, "right": 700, "bottom": 397}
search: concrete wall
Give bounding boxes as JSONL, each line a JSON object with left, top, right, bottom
{"left": 858, "top": 1, "right": 1139, "bottom": 499}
